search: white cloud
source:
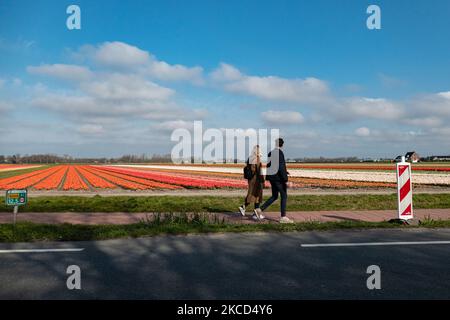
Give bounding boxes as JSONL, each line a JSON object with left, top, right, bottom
{"left": 261, "top": 110, "right": 304, "bottom": 125}
{"left": 430, "top": 127, "right": 450, "bottom": 137}
{"left": 211, "top": 63, "right": 243, "bottom": 82}
{"left": 211, "top": 63, "right": 330, "bottom": 104}
{"left": 437, "top": 91, "right": 450, "bottom": 99}
{"left": 26, "top": 49, "right": 201, "bottom": 125}
{"left": 92, "top": 41, "right": 150, "bottom": 67}
{"left": 31, "top": 91, "right": 178, "bottom": 121}
{"left": 146, "top": 60, "right": 203, "bottom": 83}
{"left": 410, "top": 91, "right": 450, "bottom": 117}
{"left": 153, "top": 120, "right": 195, "bottom": 132}
{"left": 77, "top": 124, "right": 105, "bottom": 135}
{"left": 27, "top": 64, "right": 93, "bottom": 82}
{"left": 355, "top": 127, "right": 371, "bottom": 137}
{"left": 79, "top": 74, "right": 174, "bottom": 101}
{"left": 78, "top": 41, "right": 203, "bottom": 83}
{"left": 403, "top": 117, "right": 443, "bottom": 128}
{"left": 28, "top": 66, "right": 205, "bottom": 132}
{"left": 340, "top": 97, "right": 405, "bottom": 121}
{"left": 399, "top": 91, "right": 450, "bottom": 129}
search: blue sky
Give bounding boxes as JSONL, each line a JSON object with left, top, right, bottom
{"left": 1, "top": 0, "right": 450, "bottom": 158}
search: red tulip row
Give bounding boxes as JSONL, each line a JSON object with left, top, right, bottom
{"left": 80, "top": 166, "right": 148, "bottom": 190}
{"left": 97, "top": 166, "right": 248, "bottom": 189}
{"left": 75, "top": 166, "right": 116, "bottom": 189}
{"left": 87, "top": 166, "right": 181, "bottom": 190}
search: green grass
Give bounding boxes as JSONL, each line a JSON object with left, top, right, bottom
{"left": 1, "top": 193, "right": 449, "bottom": 213}
{"left": 1, "top": 214, "right": 449, "bottom": 242}
{"left": 0, "top": 165, "right": 53, "bottom": 179}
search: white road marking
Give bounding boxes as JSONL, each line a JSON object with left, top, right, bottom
{"left": 0, "top": 248, "right": 84, "bottom": 254}
{"left": 301, "top": 241, "right": 450, "bottom": 248}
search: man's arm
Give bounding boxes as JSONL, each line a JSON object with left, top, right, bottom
{"left": 279, "top": 150, "right": 288, "bottom": 182}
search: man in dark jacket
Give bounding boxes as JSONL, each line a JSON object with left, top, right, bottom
{"left": 254, "top": 138, "right": 293, "bottom": 223}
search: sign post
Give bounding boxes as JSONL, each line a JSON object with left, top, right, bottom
{"left": 396, "top": 156, "right": 413, "bottom": 222}
{"left": 5, "top": 189, "right": 28, "bottom": 226}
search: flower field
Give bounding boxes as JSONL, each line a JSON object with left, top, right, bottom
{"left": 116, "top": 164, "right": 450, "bottom": 187}
{"left": 0, "top": 163, "right": 448, "bottom": 192}
{"left": 0, "top": 165, "right": 252, "bottom": 191}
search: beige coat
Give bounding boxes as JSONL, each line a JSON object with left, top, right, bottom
{"left": 245, "top": 163, "right": 264, "bottom": 204}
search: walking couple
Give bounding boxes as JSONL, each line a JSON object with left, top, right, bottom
{"left": 239, "top": 138, "right": 294, "bottom": 224}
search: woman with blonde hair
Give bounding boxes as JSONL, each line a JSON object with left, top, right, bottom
{"left": 239, "top": 145, "right": 265, "bottom": 220}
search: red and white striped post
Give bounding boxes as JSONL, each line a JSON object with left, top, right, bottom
{"left": 396, "top": 156, "right": 413, "bottom": 220}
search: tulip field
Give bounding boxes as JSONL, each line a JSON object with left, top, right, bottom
{"left": 0, "top": 164, "right": 252, "bottom": 191}
{"left": 0, "top": 162, "right": 449, "bottom": 192}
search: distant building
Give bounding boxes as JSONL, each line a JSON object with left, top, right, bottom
{"left": 430, "top": 155, "right": 450, "bottom": 161}
{"left": 393, "top": 152, "right": 420, "bottom": 163}
{"left": 405, "top": 151, "right": 420, "bottom": 163}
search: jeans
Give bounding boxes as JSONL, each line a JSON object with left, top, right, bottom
{"left": 261, "top": 180, "right": 287, "bottom": 217}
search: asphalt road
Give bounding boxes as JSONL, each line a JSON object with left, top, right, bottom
{"left": 0, "top": 228, "right": 449, "bottom": 299}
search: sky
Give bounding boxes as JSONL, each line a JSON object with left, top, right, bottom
{"left": 1, "top": 0, "right": 450, "bottom": 159}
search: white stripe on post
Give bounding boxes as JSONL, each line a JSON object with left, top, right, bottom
{"left": 396, "top": 157, "right": 413, "bottom": 220}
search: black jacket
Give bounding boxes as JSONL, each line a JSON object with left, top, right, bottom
{"left": 265, "top": 148, "right": 288, "bottom": 182}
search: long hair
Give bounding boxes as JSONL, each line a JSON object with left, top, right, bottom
{"left": 248, "top": 145, "right": 262, "bottom": 165}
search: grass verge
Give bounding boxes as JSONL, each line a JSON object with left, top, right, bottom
{"left": 0, "top": 193, "right": 449, "bottom": 213}
{"left": 0, "top": 214, "right": 450, "bottom": 242}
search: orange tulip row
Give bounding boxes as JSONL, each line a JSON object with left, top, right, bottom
{"left": 75, "top": 166, "right": 116, "bottom": 188}
{"left": 62, "top": 166, "right": 89, "bottom": 190}
{"left": 80, "top": 166, "right": 151, "bottom": 190}
{"left": 0, "top": 166, "right": 63, "bottom": 190}
{"left": 33, "top": 166, "right": 69, "bottom": 190}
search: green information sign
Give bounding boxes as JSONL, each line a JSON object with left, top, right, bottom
{"left": 6, "top": 189, "right": 28, "bottom": 206}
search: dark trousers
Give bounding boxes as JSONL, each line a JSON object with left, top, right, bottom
{"left": 261, "top": 180, "right": 287, "bottom": 217}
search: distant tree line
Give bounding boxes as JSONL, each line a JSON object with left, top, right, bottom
{"left": 0, "top": 153, "right": 173, "bottom": 164}
{"left": 1, "top": 153, "right": 448, "bottom": 164}
{"left": 291, "top": 157, "right": 372, "bottom": 163}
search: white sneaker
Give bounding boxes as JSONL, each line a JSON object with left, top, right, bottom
{"left": 238, "top": 206, "right": 246, "bottom": 216}
{"left": 253, "top": 208, "right": 263, "bottom": 220}
{"left": 280, "top": 216, "right": 294, "bottom": 224}
{"left": 252, "top": 214, "right": 259, "bottom": 221}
